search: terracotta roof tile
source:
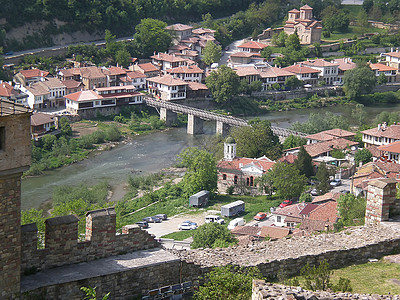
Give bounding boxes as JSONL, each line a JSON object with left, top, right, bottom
{"left": 231, "top": 226, "right": 260, "bottom": 237}
{"left": 65, "top": 90, "right": 101, "bottom": 102}
{"left": 308, "top": 201, "right": 338, "bottom": 223}
{"left": 166, "top": 65, "right": 204, "bottom": 75}
{"left": 126, "top": 71, "right": 147, "bottom": 79}
{"left": 234, "top": 66, "right": 260, "bottom": 77}
{"left": 138, "top": 63, "right": 160, "bottom": 73}
{"left": 312, "top": 192, "right": 341, "bottom": 204}
{"left": 238, "top": 41, "right": 268, "bottom": 50}
{"left": 31, "top": 112, "right": 55, "bottom": 126}
{"left": 332, "top": 58, "right": 356, "bottom": 71}
{"left": 383, "top": 51, "right": 400, "bottom": 58}
{"left": 258, "top": 226, "right": 290, "bottom": 239}
{"left": 151, "top": 52, "right": 187, "bottom": 63}
{"left": 62, "top": 79, "right": 83, "bottom": 89}
{"left": 283, "top": 64, "right": 320, "bottom": 74}
{"left": 301, "top": 59, "right": 338, "bottom": 68}
{"left": 217, "top": 156, "right": 275, "bottom": 172}
{"left": 19, "top": 69, "right": 49, "bottom": 78}
{"left": 299, "top": 219, "right": 334, "bottom": 231}
{"left": 80, "top": 66, "right": 106, "bottom": 79}
{"left": 165, "top": 23, "right": 193, "bottom": 31}
{"left": 370, "top": 63, "right": 397, "bottom": 72}
{"left": 304, "top": 138, "right": 358, "bottom": 157}
{"left": 362, "top": 124, "right": 400, "bottom": 140}
{"left": 187, "top": 81, "right": 208, "bottom": 91}
{"left": 147, "top": 74, "right": 188, "bottom": 86}
{"left": 0, "top": 81, "right": 15, "bottom": 97}
{"left": 278, "top": 154, "right": 298, "bottom": 164}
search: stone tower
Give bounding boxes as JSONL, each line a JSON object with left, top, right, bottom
{"left": 0, "top": 100, "right": 31, "bottom": 298}
{"left": 224, "top": 137, "right": 236, "bottom": 161}
{"left": 365, "top": 178, "right": 400, "bottom": 224}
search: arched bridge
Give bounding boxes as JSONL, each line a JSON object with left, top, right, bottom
{"left": 144, "top": 97, "right": 307, "bottom": 139}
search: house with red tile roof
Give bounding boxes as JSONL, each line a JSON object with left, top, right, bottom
{"left": 121, "top": 71, "right": 147, "bottom": 90}
{"left": 282, "top": 64, "right": 320, "bottom": 85}
{"left": 65, "top": 85, "right": 143, "bottom": 116}
{"left": 229, "top": 51, "right": 263, "bottom": 65}
{"left": 165, "top": 23, "right": 193, "bottom": 41}
{"left": 361, "top": 123, "right": 400, "bottom": 148}
{"left": 284, "top": 5, "right": 322, "bottom": 44}
{"left": 300, "top": 59, "right": 339, "bottom": 85}
{"left": 258, "top": 226, "right": 290, "bottom": 240}
{"left": 369, "top": 63, "right": 397, "bottom": 83}
{"left": 151, "top": 53, "right": 188, "bottom": 71}
{"left": 166, "top": 65, "right": 204, "bottom": 82}
{"left": 380, "top": 50, "right": 400, "bottom": 70}
{"left": 306, "top": 128, "right": 355, "bottom": 145}
{"left": 259, "top": 67, "right": 296, "bottom": 90}
{"left": 62, "top": 79, "right": 84, "bottom": 95}
{"left": 332, "top": 58, "right": 356, "bottom": 84}
{"left": 311, "top": 192, "right": 341, "bottom": 204}
{"left": 14, "top": 69, "right": 49, "bottom": 86}
{"left": 0, "top": 81, "right": 29, "bottom": 106}
{"left": 186, "top": 81, "right": 210, "bottom": 99}
{"left": 146, "top": 75, "right": 188, "bottom": 101}
{"left": 217, "top": 137, "right": 275, "bottom": 194}
{"left": 377, "top": 140, "right": 400, "bottom": 163}
{"left": 271, "top": 202, "right": 311, "bottom": 228}
{"left": 30, "top": 112, "right": 57, "bottom": 137}
{"left": 101, "top": 66, "right": 127, "bottom": 86}
{"left": 237, "top": 40, "right": 268, "bottom": 54}
{"left": 131, "top": 63, "right": 161, "bottom": 78}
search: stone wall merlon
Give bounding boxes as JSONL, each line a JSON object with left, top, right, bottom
{"left": 45, "top": 214, "right": 79, "bottom": 226}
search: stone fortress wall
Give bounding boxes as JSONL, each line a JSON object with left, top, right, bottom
{"left": 21, "top": 208, "right": 159, "bottom": 273}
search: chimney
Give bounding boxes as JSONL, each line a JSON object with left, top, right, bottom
{"left": 378, "top": 124, "right": 381, "bottom": 131}
{"left": 391, "top": 47, "right": 394, "bottom": 52}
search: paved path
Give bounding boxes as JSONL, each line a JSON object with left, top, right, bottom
{"left": 219, "top": 39, "right": 244, "bottom": 66}
{"left": 21, "top": 248, "right": 178, "bottom": 293}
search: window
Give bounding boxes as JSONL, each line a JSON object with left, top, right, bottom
{"left": 250, "top": 176, "right": 254, "bottom": 186}
{"left": 0, "top": 127, "right": 5, "bottom": 151}
{"left": 223, "top": 174, "right": 227, "bottom": 180}
{"left": 234, "top": 175, "right": 238, "bottom": 185}
{"left": 277, "top": 216, "right": 281, "bottom": 223}
{"left": 246, "top": 178, "right": 250, "bottom": 186}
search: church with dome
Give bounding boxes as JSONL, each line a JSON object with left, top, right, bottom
{"left": 216, "top": 137, "right": 276, "bottom": 194}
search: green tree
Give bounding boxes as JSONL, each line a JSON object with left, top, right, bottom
{"left": 291, "top": 112, "right": 349, "bottom": 134}
{"left": 178, "top": 147, "right": 218, "bottom": 195}
{"left": 272, "top": 31, "right": 288, "bottom": 47}
{"left": 377, "top": 72, "right": 388, "bottom": 85}
{"left": 133, "top": 18, "right": 172, "bottom": 58}
{"left": 285, "top": 32, "right": 301, "bottom": 50}
{"left": 375, "top": 111, "right": 400, "bottom": 126}
{"left": 343, "top": 65, "right": 376, "bottom": 99}
{"left": 354, "top": 148, "right": 372, "bottom": 166}
{"left": 81, "top": 286, "right": 110, "bottom": 300}
{"left": 284, "top": 76, "right": 302, "bottom": 90}
{"left": 192, "top": 223, "right": 237, "bottom": 249}
{"left": 105, "top": 29, "right": 118, "bottom": 57}
{"left": 295, "top": 145, "right": 314, "bottom": 178}
{"left": 202, "top": 41, "right": 222, "bottom": 65}
{"left": 267, "top": 162, "right": 307, "bottom": 199}
{"left": 115, "top": 48, "right": 131, "bottom": 68}
{"left": 300, "top": 260, "right": 332, "bottom": 291}
{"left": 351, "top": 104, "right": 368, "bottom": 126}
{"left": 230, "top": 119, "right": 282, "bottom": 160}
{"left": 249, "top": 80, "right": 263, "bottom": 92}
{"left": 255, "top": 173, "right": 274, "bottom": 195}
{"left": 337, "top": 193, "right": 367, "bottom": 226}
{"left": 195, "top": 266, "right": 262, "bottom": 300}
{"left": 59, "top": 117, "right": 72, "bottom": 136}
{"left": 313, "top": 42, "right": 322, "bottom": 57}
{"left": 282, "top": 134, "right": 307, "bottom": 150}
{"left": 261, "top": 46, "right": 272, "bottom": 59}
{"left": 316, "top": 162, "right": 330, "bottom": 194}
{"left": 322, "top": 6, "right": 349, "bottom": 32}
{"left": 299, "top": 192, "right": 312, "bottom": 202}
{"left": 205, "top": 65, "right": 240, "bottom": 104}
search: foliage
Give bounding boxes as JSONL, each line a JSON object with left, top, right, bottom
{"left": 377, "top": 72, "right": 388, "bottom": 85}
{"left": 230, "top": 118, "right": 282, "bottom": 160}
{"left": 354, "top": 148, "right": 372, "bottom": 166}
{"left": 132, "top": 19, "right": 172, "bottom": 58}
{"left": 375, "top": 111, "right": 400, "bottom": 125}
{"left": 351, "top": 104, "right": 368, "bottom": 126}
{"left": 21, "top": 208, "right": 46, "bottom": 248}
{"left": 300, "top": 260, "right": 333, "bottom": 291}
{"left": 282, "top": 134, "right": 307, "bottom": 150}
{"left": 316, "top": 163, "right": 330, "bottom": 194}
{"left": 299, "top": 192, "right": 312, "bottom": 203}
{"left": 81, "top": 286, "right": 110, "bottom": 300}
{"left": 115, "top": 48, "right": 131, "bottom": 68}
{"left": 178, "top": 148, "right": 218, "bottom": 195}
{"left": 206, "top": 65, "right": 240, "bottom": 103}
{"left": 59, "top": 117, "right": 72, "bottom": 136}
{"left": 267, "top": 162, "right": 307, "bottom": 199}
{"left": 331, "top": 148, "right": 345, "bottom": 159}
{"left": 285, "top": 31, "right": 301, "bottom": 51}
{"left": 284, "top": 76, "right": 303, "bottom": 90}
{"left": 322, "top": 6, "right": 350, "bottom": 33}
{"left": 291, "top": 112, "right": 350, "bottom": 134}
{"left": 343, "top": 65, "right": 376, "bottom": 99}
{"left": 191, "top": 222, "right": 237, "bottom": 249}
{"left": 195, "top": 265, "right": 262, "bottom": 300}
{"left": 294, "top": 146, "right": 314, "bottom": 178}
{"left": 127, "top": 172, "right": 164, "bottom": 191}
{"left": 336, "top": 193, "right": 367, "bottom": 227}
{"left": 203, "top": 41, "right": 222, "bottom": 65}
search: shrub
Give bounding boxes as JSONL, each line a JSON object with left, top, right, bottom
{"left": 300, "top": 260, "right": 332, "bottom": 291}
{"left": 192, "top": 222, "right": 237, "bottom": 249}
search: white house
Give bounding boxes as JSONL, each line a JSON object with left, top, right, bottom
{"left": 151, "top": 53, "right": 188, "bottom": 71}
{"left": 369, "top": 63, "right": 397, "bottom": 83}
{"left": 362, "top": 123, "right": 400, "bottom": 147}
{"left": 22, "top": 83, "right": 49, "bottom": 110}
{"left": 300, "top": 59, "right": 339, "bottom": 85}
{"left": 121, "top": 71, "right": 147, "bottom": 90}
{"left": 147, "top": 74, "right": 188, "bottom": 101}
{"left": 282, "top": 64, "right": 320, "bottom": 85}
{"left": 165, "top": 23, "right": 193, "bottom": 41}
{"left": 381, "top": 50, "right": 400, "bottom": 70}
{"left": 166, "top": 65, "right": 204, "bottom": 82}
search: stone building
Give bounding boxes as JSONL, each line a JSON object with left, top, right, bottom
{"left": 0, "top": 100, "right": 31, "bottom": 298}
{"left": 217, "top": 137, "right": 275, "bottom": 194}
{"left": 283, "top": 5, "right": 322, "bottom": 45}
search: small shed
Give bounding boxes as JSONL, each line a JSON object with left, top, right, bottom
{"left": 189, "top": 190, "right": 210, "bottom": 207}
{"left": 221, "top": 200, "right": 245, "bottom": 217}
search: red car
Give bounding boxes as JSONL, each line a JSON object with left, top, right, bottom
{"left": 254, "top": 212, "right": 267, "bottom": 221}
{"left": 279, "top": 200, "right": 293, "bottom": 208}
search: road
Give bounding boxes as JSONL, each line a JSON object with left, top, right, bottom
{"left": 219, "top": 39, "right": 245, "bottom": 66}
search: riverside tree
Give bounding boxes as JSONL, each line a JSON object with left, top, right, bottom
{"left": 178, "top": 147, "right": 218, "bottom": 195}
{"left": 202, "top": 41, "right": 222, "bottom": 65}
{"left": 230, "top": 118, "right": 282, "bottom": 160}
{"left": 205, "top": 65, "right": 240, "bottom": 104}
{"left": 343, "top": 65, "right": 376, "bottom": 99}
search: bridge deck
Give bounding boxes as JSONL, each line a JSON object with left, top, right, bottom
{"left": 144, "top": 97, "right": 307, "bottom": 138}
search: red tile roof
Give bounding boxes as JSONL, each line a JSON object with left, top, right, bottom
{"left": 192, "top": 28, "right": 216, "bottom": 35}
{"left": 80, "top": 66, "right": 106, "bottom": 79}
{"left": 151, "top": 52, "right": 187, "bottom": 63}
{"left": 238, "top": 41, "right": 268, "bottom": 50}
{"left": 362, "top": 124, "right": 400, "bottom": 140}
{"left": 31, "top": 112, "right": 55, "bottom": 126}
{"left": 383, "top": 51, "right": 400, "bottom": 58}
{"left": 299, "top": 203, "right": 319, "bottom": 215}
{"left": 312, "top": 192, "right": 341, "bottom": 204}
{"left": 278, "top": 154, "right": 298, "bottom": 164}
{"left": 288, "top": 9, "right": 300, "bottom": 13}
{"left": 231, "top": 226, "right": 260, "bottom": 237}
{"left": 332, "top": 58, "right": 356, "bottom": 71}
{"left": 299, "top": 219, "right": 334, "bottom": 231}
{"left": 308, "top": 201, "right": 338, "bottom": 223}
{"left": 283, "top": 64, "right": 320, "bottom": 74}
{"left": 259, "top": 67, "right": 295, "bottom": 78}
{"left": 322, "top": 128, "right": 355, "bottom": 138}
{"left": 147, "top": 74, "right": 188, "bottom": 86}
{"left": 259, "top": 226, "right": 290, "bottom": 239}
{"left": 166, "top": 65, "right": 204, "bottom": 75}
{"left": 65, "top": 90, "right": 101, "bottom": 102}
{"left": 369, "top": 63, "right": 397, "bottom": 72}
{"left": 304, "top": 138, "right": 358, "bottom": 157}
{"left": 62, "top": 79, "right": 83, "bottom": 89}
{"left": 0, "top": 81, "right": 15, "bottom": 97}
{"left": 230, "top": 52, "right": 255, "bottom": 58}
{"left": 301, "top": 59, "right": 338, "bottom": 68}
{"left": 306, "top": 132, "right": 337, "bottom": 142}
{"left": 102, "top": 66, "right": 127, "bottom": 76}
{"left": 378, "top": 140, "right": 400, "bottom": 154}
{"left": 217, "top": 156, "right": 275, "bottom": 172}
{"left": 300, "top": 4, "right": 313, "bottom": 10}
{"left": 126, "top": 71, "right": 147, "bottom": 79}
{"left": 187, "top": 81, "right": 208, "bottom": 91}
{"left": 273, "top": 202, "right": 309, "bottom": 219}
{"left": 138, "top": 63, "right": 160, "bottom": 73}
{"left": 19, "top": 69, "right": 49, "bottom": 78}
{"left": 165, "top": 23, "right": 193, "bottom": 31}
{"left": 234, "top": 66, "right": 260, "bottom": 77}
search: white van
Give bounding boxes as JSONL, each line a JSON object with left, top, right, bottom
{"left": 205, "top": 215, "right": 225, "bottom": 224}
{"left": 227, "top": 217, "right": 245, "bottom": 230}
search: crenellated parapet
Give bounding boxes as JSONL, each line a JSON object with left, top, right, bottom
{"left": 21, "top": 207, "right": 159, "bottom": 274}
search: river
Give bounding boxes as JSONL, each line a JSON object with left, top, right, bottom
{"left": 21, "top": 102, "right": 400, "bottom": 210}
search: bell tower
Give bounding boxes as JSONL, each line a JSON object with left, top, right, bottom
{"left": 0, "top": 100, "right": 31, "bottom": 298}
{"left": 224, "top": 137, "right": 236, "bottom": 161}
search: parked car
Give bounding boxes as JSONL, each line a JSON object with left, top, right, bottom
{"left": 143, "top": 216, "right": 161, "bottom": 223}
{"left": 330, "top": 179, "right": 342, "bottom": 187}
{"left": 279, "top": 200, "right": 292, "bottom": 208}
{"left": 254, "top": 212, "right": 268, "bottom": 221}
{"left": 155, "top": 214, "right": 168, "bottom": 220}
{"left": 136, "top": 221, "right": 149, "bottom": 229}
{"left": 205, "top": 215, "right": 225, "bottom": 224}
{"left": 310, "top": 188, "right": 321, "bottom": 196}
{"left": 225, "top": 46, "right": 229, "bottom": 51}
{"left": 178, "top": 221, "right": 198, "bottom": 230}
{"left": 227, "top": 218, "right": 245, "bottom": 230}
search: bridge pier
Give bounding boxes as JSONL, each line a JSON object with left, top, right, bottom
{"left": 160, "top": 108, "right": 177, "bottom": 126}
{"left": 187, "top": 114, "right": 203, "bottom": 135}
{"left": 216, "top": 121, "right": 230, "bottom": 136}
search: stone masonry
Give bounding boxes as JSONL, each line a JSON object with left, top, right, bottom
{"left": 365, "top": 178, "right": 400, "bottom": 224}
{"left": 21, "top": 208, "right": 159, "bottom": 273}
{"left": 0, "top": 103, "right": 31, "bottom": 299}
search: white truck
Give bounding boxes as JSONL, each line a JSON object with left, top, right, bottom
{"left": 227, "top": 217, "right": 245, "bottom": 230}
{"left": 205, "top": 215, "right": 225, "bottom": 224}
